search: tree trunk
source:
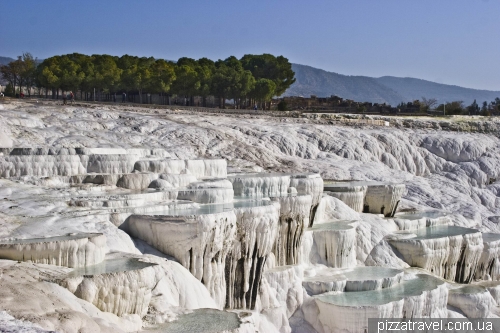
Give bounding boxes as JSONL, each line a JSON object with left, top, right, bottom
{"left": 139, "top": 89, "right": 142, "bottom": 104}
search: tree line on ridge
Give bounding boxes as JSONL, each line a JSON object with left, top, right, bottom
{"left": 0, "top": 53, "right": 296, "bottom": 109}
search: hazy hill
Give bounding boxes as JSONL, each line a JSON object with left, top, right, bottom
{"left": 284, "top": 64, "right": 404, "bottom": 105}
{"left": 285, "top": 63, "right": 500, "bottom": 106}
{"left": 375, "top": 76, "right": 500, "bottom": 105}
{"left": 0, "top": 57, "right": 15, "bottom": 66}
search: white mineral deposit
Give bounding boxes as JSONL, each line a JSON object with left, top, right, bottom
{"left": 1, "top": 100, "right": 500, "bottom": 333}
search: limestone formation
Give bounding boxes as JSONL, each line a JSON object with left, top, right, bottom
{"left": 229, "top": 173, "right": 291, "bottom": 197}
{"left": 324, "top": 181, "right": 405, "bottom": 217}
{"left": 307, "top": 221, "right": 357, "bottom": 268}
{"left": 125, "top": 209, "right": 236, "bottom": 308}
{"left": 2, "top": 101, "right": 500, "bottom": 332}
{"left": 61, "top": 258, "right": 159, "bottom": 317}
{"left": 476, "top": 233, "right": 500, "bottom": 281}
{"left": 303, "top": 267, "right": 404, "bottom": 296}
{"left": 271, "top": 194, "right": 312, "bottom": 266}
{"left": 448, "top": 286, "right": 494, "bottom": 318}
{"left": 225, "top": 201, "right": 280, "bottom": 310}
{"left": 315, "top": 274, "right": 447, "bottom": 333}
{"left": 0, "top": 233, "right": 106, "bottom": 268}
{"left": 393, "top": 210, "right": 451, "bottom": 231}
{"left": 289, "top": 173, "right": 323, "bottom": 226}
{"left": 390, "top": 226, "right": 483, "bottom": 283}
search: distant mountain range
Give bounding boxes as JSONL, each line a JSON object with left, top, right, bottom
{"left": 2, "top": 56, "right": 498, "bottom": 106}
{"left": 0, "top": 57, "right": 15, "bottom": 66}
{"left": 284, "top": 64, "right": 500, "bottom": 106}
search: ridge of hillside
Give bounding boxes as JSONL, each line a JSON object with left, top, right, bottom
{"left": 285, "top": 63, "right": 500, "bottom": 106}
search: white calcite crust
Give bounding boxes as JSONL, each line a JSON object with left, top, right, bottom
{"left": 125, "top": 211, "right": 236, "bottom": 308}
{"left": 303, "top": 266, "right": 404, "bottom": 296}
{"left": 393, "top": 211, "right": 451, "bottom": 231}
{"left": 177, "top": 187, "right": 234, "bottom": 204}
{"left": 289, "top": 174, "right": 323, "bottom": 226}
{"left": 271, "top": 194, "right": 312, "bottom": 266}
{"left": 134, "top": 159, "right": 227, "bottom": 178}
{"left": 308, "top": 221, "right": 357, "bottom": 268}
{"left": 229, "top": 173, "right": 291, "bottom": 197}
{"left": 326, "top": 190, "right": 365, "bottom": 213}
{"left": 314, "top": 274, "right": 447, "bottom": 333}
{"left": 226, "top": 202, "right": 280, "bottom": 310}
{"left": 261, "top": 265, "right": 304, "bottom": 318}
{"left": 62, "top": 258, "right": 159, "bottom": 317}
{"left": 0, "top": 155, "right": 85, "bottom": 177}
{"left": 82, "top": 154, "right": 139, "bottom": 174}
{"left": 476, "top": 233, "right": 500, "bottom": 280}
{"left": 4, "top": 102, "right": 500, "bottom": 330}
{"left": 0, "top": 260, "right": 143, "bottom": 333}
{"left": 390, "top": 226, "right": 484, "bottom": 283}
{"left": 0, "top": 233, "right": 106, "bottom": 268}
{"left": 364, "top": 183, "right": 406, "bottom": 217}
{"left": 448, "top": 286, "right": 494, "bottom": 318}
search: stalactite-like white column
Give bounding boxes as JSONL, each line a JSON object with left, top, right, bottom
{"left": 226, "top": 202, "right": 280, "bottom": 310}
{"left": 271, "top": 194, "right": 312, "bottom": 266}
{"left": 290, "top": 174, "right": 323, "bottom": 227}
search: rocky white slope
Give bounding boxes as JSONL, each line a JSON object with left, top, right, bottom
{"left": 0, "top": 100, "right": 500, "bottom": 333}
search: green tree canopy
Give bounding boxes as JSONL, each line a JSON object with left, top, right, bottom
{"left": 121, "top": 57, "right": 154, "bottom": 103}
{"left": 241, "top": 54, "right": 295, "bottom": 96}
{"left": 171, "top": 58, "right": 200, "bottom": 99}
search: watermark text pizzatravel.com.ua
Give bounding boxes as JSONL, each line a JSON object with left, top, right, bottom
{"left": 368, "top": 318, "right": 500, "bottom": 333}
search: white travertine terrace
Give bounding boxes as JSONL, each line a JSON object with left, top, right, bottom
{"left": 271, "top": 194, "right": 312, "bottom": 266}
{"left": 262, "top": 265, "right": 304, "bottom": 318}
{"left": 125, "top": 208, "right": 237, "bottom": 308}
{"left": 303, "top": 267, "right": 404, "bottom": 295}
{"left": 134, "top": 159, "right": 186, "bottom": 174}
{"left": 0, "top": 233, "right": 106, "bottom": 268}
{"left": 314, "top": 274, "right": 447, "bottom": 333}
{"left": 134, "top": 159, "right": 227, "bottom": 178}
{"left": 325, "top": 189, "right": 365, "bottom": 213}
{"left": 62, "top": 258, "right": 159, "bottom": 317}
{"left": 70, "top": 173, "right": 161, "bottom": 190}
{"left": 0, "top": 155, "right": 86, "bottom": 177}
{"left": 324, "top": 181, "right": 405, "bottom": 217}
{"left": 323, "top": 183, "right": 367, "bottom": 213}
{"left": 364, "top": 183, "right": 406, "bottom": 217}
{"left": 448, "top": 285, "right": 494, "bottom": 318}
{"left": 392, "top": 210, "right": 451, "bottom": 231}
{"left": 289, "top": 173, "right": 323, "bottom": 226}
{"left": 476, "top": 233, "right": 500, "bottom": 281}
{"left": 159, "top": 173, "right": 198, "bottom": 187}
{"left": 177, "top": 187, "right": 234, "bottom": 204}
{"left": 82, "top": 154, "right": 139, "bottom": 174}
{"left": 390, "top": 226, "right": 484, "bottom": 283}
{"left": 0, "top": 147, "right": 173, "bottom": 178}
{"left": 3, "top": 100, "right": 500, "bottom": 331}
{"left": 307, "top": 221, "right": 357, "bottom": 268}
{"left": 226, "top": 200, "right": 280, "bottom": 310}
{"left": 228, "top": 173, "right": 291, "bottom": 197}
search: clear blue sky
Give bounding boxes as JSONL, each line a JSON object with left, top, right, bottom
{"left": 1, "top": 0, "right": 499, "bottom": 90}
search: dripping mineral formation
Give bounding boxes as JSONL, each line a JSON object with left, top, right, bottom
{"left": 1, "top": 100, "right": 500, "bottom": 333}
